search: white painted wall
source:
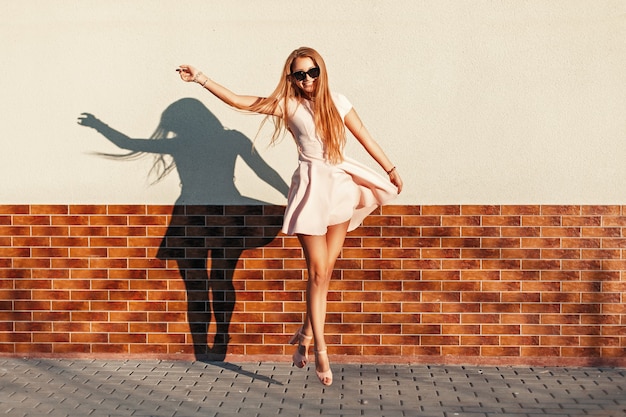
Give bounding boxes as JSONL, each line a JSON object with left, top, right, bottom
{"left": 2, "top": 0, "right": 625, "bottom": 205}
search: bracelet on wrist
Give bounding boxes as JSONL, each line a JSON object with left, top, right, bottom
{"left": 386, "top": 166, "right": 396, "bottom": 175}
{"left": 192, "top": 71, "right": 210, "bottom": 87}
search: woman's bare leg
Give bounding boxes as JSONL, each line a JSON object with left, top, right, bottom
{"left": 297, "top": 221, "right": 349, "bottom": 382}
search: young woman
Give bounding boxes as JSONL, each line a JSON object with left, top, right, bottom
{"left": 177, "top": 47, "right": 403, "bottom": 386}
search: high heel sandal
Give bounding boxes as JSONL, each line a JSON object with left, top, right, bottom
{"left": 289, "top": 327, "right": 312, "bottom": 368}
{"left": 314, "top": 350, "right": 333, "bottom": 386}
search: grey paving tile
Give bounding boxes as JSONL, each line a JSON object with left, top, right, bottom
{"left": 0, "top": 359, "right": 625, "bottom": 417}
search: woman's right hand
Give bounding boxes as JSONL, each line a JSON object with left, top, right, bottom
{"left": 176, "top": 64, "right": 199, "bottom": 82}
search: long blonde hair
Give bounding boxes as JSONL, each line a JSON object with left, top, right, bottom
{"left": 248, "top": 47, "right": 346, "bottom": 164}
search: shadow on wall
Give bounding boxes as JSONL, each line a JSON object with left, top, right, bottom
{"left": 78, "top": 98, "right": 290, "bottom": 360}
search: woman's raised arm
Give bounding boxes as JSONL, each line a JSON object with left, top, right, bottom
{"left": 177, "top": 65, "right": 281, "bottom": 117}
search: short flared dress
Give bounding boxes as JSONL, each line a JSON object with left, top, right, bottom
{"left": 281, "top": 92, "right": 398, "bottom": 236}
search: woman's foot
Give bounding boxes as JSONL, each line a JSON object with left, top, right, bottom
{"left": 314, "top": 350, "right": 333, "bottom": 386}
{"left": 289, "top": 327, "right": 312, "bottom": 368}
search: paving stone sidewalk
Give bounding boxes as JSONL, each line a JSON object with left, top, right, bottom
{"left": 0, "top": 358, "right": 624, "bottom": 417}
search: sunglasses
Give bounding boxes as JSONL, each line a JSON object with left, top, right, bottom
{"left": 291, "top": 67, "right": 320, "bottom": 82}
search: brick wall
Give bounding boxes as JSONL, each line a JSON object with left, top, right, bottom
{"left": 1, "top": 204, "right": 625, "bottom": 366}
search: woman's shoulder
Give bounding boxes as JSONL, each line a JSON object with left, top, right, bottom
{"left": 331, "top": 92, "right": 353, "bottom": 118}
{"left": 285, "top": 96, "right": 301, "bottom": 116}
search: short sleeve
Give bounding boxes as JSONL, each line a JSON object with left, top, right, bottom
{"left": 332, "top": 92, "right": 353, "bottom": 120}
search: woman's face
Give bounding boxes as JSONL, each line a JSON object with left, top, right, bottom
{"left": 291, "top": 56, "right": 318, "bottom": 97}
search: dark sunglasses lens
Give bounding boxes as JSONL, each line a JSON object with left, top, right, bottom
{"left": 293, "top": 71, "right": 306, "bottom": 81}
{"left": 308, "top": 67, "right": 320, "bottom": 79}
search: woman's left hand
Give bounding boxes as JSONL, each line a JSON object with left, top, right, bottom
{"left": 389, "top": 169, "right": 403, "bottom": 194}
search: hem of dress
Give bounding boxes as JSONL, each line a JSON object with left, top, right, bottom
{"left": 281, "top": 217, "right": 361, "bottom": 237}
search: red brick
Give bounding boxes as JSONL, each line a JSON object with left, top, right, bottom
{"left": 561, "top": 347, "right": 601, "bottom": 357}
{"left": 481, "top": 347, "right": 520, "bottom": 356}
{"left": 383, "top": 205, "right": 421, "bottom": 215}
{"left": 522, "top": 216, "right": 561, "bottom": 227}
{"left": 482, "top": 238, "right": 521, "bottom": 248}
{"left": 420, "top": 270, "right": 458, "bottom": 281}
{"left": 32, "top": 247, "right": 68, "bottom": 258}
{"left": 422, "top": 206, "right": 460, "bottom": 215}
{"left": 542, "top": 227, "right": 581, "bottom": 237}
{"left": 582, "top": 206, "right": 620, "bottom": 215}
{"left": 422, "top": 292, "right": 460, "bottom": 303}
{"left": 441, "top": 238, "right": 481, "bottom": 248}
{"left": 52, "top": 216, "right": 89, "bottom": 226}
{"left": 542, "top": 249, "right": 580, "bottom": 259}
{"left": 422, "top": 227, "right": 461, "bottom": 237}
{"left": 462, "top": 205, "right": 501, "bottom": 215}
{"left": 522, "top": 304, "right": 560, "bottom": 314}
{"left": 403, "top": 259, "right": 442, "bottom": 269}
{"left": 462, "top": 292, "right": 499, "bottom": 303}
{"left": 442, "top": 324, "right": 480, "bottom": 335}
{"left": 0, "top": 248, "right": 30, "bottom": 257}
{"left": 51, "top": 237, "right": 89, "bottom": 247}
{"left": 523, "top": 260, "right": 561, "bottom": 270}
{"left": 422, "top": 313, "right": 460, "bottom": 324}
{"left": 501, "top": 293, "right": 540, "bottom": 303}
{"left": 482, "top": 281, "right": 520, "bottom": 292}
{"left": 442, "top": 346, "right": 481, "bottom": 356}
{"left": 542, "top": 205, "right": 581, "bottom": 215}
{"left": 508, "top": 319, "right": 549, "bottom": 333}
{"left": 14, "top": 300, "right": 51, "bottom": 311}
{"left": 13, "top": 237, "right": 50, "bottom": 247}
{"left": 521, "top": 238, "right": 560, "bottom": 248}
{"left": 501, "top": 226, "right": 541, "bottom": 237}
{"left": 0, "top": 205, "right": 29, "bottom": 215}
{"left": 482, "top": 303, "right": 521, "bottom": 313}
{"left": 462, "top": 248, "right": 501, "bottom": 259}
{"left": 501, "top": 270, "right": 540, "bottom": 281}
{"left": 401, "top": 303, "right": 438, "bottom": 313}
{"left": 462, "top": 227, "right": 501, "bottom": 237}
{"left": 461, "top": 336, "right": 499, "bottom": 345}
{"left": 584, "top": 227, "right": 621, "bottom": 237}
{"left": 13, "top": 216, "right": 51, "bottom": 226}
{"left": 422, "top": 248, "right": 460, "bottom": 259}
{"left": 563, "top": 238, "right": 601, "bottom": 248}
{"left": 541, "top": 336, "right": 580, "bottom": 346}
{"left": 441, "top": 281, "right": 479, "bottom": 292}
{"left": 563, "top": 216, "right": 601, "bottom": 227}
{"left": 33, "top": 333, "right": 70, "bottom": 343}
{"left": 421, "top": 336, "right": 460, "bottom": 345}
{"left": 502, "top": 336, "right": 539, "bottom": 346}
{"left": 442, "top": 303, "right": 480, "bottom": 313}
{"left": 483, "top": 325, "right": 520, "bottom": 335}
{"left": 482, "top": 216, "right": 521, "bottom": 226}
{"left": 442, "top": 216, "right": 480, "bottom": 226}
{"left": 542, "top": 293, "right": 580, "bottom": 303}
{"left": 108, "top": 205, "right": 146, "bottom": 215}
{"left": 521, "top": 347, "right": 560, "bottom": 357}
{"left": 16, "top": 343, "right": 52, "bottom": 354}
{"left": 460, "top": 271, "right": 500, "bottom": 281}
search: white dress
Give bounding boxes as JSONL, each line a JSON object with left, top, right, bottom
{"left": 281, "top": 92, "right": 398, "bottom": 236}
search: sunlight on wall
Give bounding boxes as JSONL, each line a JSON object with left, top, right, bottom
{"left": 1, "top": 0, "right": 625, "bottom": 204}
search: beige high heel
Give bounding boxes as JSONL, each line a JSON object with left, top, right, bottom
{"left": 289, "top": 327, "right": 312, "bottom": 368}
{"left": 314, "top": 350, "right": 333, "bottom": 386}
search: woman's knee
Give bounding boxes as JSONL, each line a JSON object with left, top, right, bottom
{"left": 308, "top": 263, "right": 331, "bottom": 286}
